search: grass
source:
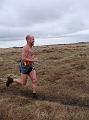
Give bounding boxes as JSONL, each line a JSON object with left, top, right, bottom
{"left": 0, "top": 43, "right": 89, "bottom": 120}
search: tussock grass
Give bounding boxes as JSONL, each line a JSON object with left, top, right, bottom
{"left": 0, "top": 43, "right": 89, "bottom": 120}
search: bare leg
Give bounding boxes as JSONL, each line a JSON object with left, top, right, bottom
{"left": 28, "top": 70, "right": 38, "bottom": 93}
{"left": 6, "top": 73, "right": 28, "bottom": 87}
{"left": 14, "top": 73, "right": 28, "bottom": 86}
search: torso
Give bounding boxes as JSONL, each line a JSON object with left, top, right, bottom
{"left": 22, "top": 44, "right": 34, "bottom": 65}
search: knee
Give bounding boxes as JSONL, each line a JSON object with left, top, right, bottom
{"left": 17, "top": 77, "right": 27, "bottom": 86}
{"left": 22, "top": 82, "right": 26, "bottom": 86}
{"left": 21, "top": 80, "right": 27, "bottom": 86}
{"left": 32, "top": 78, "right": 37, "bottom": 84}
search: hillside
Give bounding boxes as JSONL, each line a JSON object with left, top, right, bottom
{"left": 0, "top": 43, "right": 89, "bottom": 120}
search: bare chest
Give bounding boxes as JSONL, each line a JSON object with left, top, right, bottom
{"left": 28, "top": 48, "right": 34, "bottom": 57}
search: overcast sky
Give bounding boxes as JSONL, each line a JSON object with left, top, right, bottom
{"left": 0, "top": 0, "right": 89, "bottom": 38}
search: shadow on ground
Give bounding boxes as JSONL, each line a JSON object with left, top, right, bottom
{"left": 0, "top": 85, "right": 89, "bottom": 108}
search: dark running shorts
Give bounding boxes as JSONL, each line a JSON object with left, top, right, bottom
{"left": 19, "top": 62, "right": 35, "bottom": 74}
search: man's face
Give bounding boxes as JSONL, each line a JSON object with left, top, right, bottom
{"left": 28, "top": 36, "right": 35, "bottom": 46}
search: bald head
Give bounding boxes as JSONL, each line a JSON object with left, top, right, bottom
{"left": 26, "top": 35, "right": 34, "bottom": 41}
{"left": 26, "top": 35, "right": 35, "bottom": 46}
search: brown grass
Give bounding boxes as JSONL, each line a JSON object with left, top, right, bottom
{"left": 0, "top": 43, "right": 89, "bottom": 120}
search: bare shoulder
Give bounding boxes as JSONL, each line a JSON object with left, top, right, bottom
{"left": 22, "top": 45, "right": 29, "bottom": 51}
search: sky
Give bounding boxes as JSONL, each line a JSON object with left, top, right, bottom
{"left": 0, "top": 0, "right": 89, "bottom": 38}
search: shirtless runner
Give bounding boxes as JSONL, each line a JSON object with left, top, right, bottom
{"left": 6, "top": 35, "right": 38, "bottom": 98}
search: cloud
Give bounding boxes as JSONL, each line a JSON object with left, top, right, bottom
{"left": 0, "top": 0, "right": 89, "bottom": 38}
